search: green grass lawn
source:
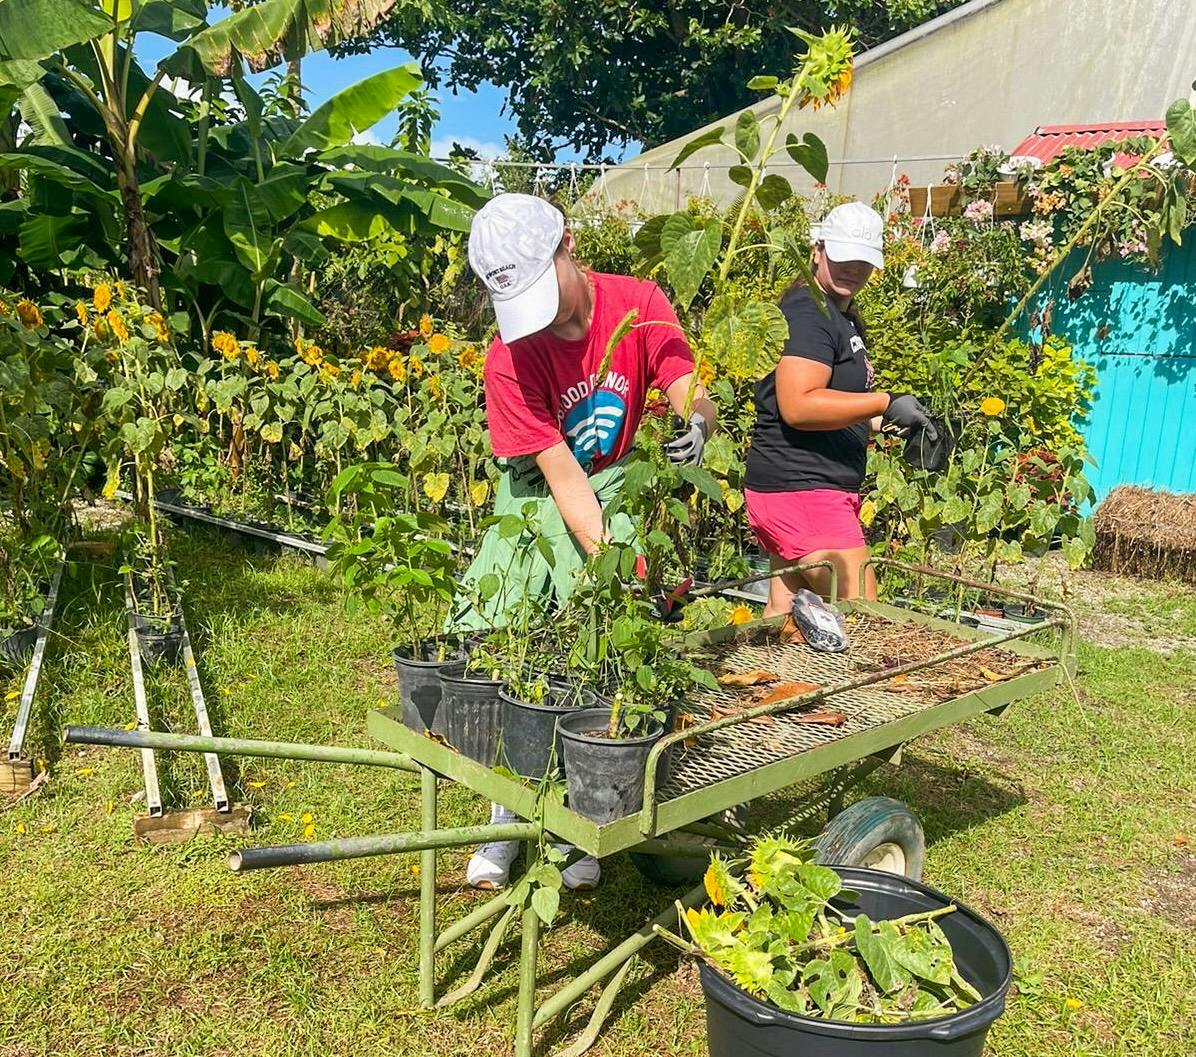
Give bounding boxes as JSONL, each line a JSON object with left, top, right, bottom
{"left": 2, "top": 528, "right": 1193, "bottom": 1057}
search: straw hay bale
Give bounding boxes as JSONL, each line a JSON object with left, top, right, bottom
{"left": 1093, "top": 486, "right": 1196, "bottom": 583}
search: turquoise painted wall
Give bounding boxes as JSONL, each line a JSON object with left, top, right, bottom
{"left": 1040, "top": 239, "right": 1196, "bottom": 502}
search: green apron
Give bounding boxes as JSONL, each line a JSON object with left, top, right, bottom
{"left": 447, "top": 454, "right": 635, "bottom": 632}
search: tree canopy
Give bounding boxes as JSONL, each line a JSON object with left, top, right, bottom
{"left": 359, "top": 0, "right": 966, "bottom": 160}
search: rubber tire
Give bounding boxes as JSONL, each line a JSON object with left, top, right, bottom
{"left": 814, "top": 796, "right": 926, "bottom": 881}
{"left": 629, "top": 804, "right": 752, "bottom": 886}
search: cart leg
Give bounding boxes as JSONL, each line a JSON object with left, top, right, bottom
{"left": 515, "top": 840, "right": 542, "bottom": 1057}
{"left": 419, "top": 766, "right": 437, "bottom": 1008}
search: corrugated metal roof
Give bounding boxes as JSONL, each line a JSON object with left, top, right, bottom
{"left": 1011, "top": 122, "right": 1168, "bottom": 165}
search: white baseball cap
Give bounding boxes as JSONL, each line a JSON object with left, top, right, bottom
{"left": 468, "top": 193, "right": 566, "bottom": 343}
{"left": 814, "top": 201, "right": 885, "bottom": 270}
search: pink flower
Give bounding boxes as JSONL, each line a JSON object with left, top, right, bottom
{"left": 929, "top": 231, "right": 952, "bottom": 256}
{"left": 963, "top": 199, "right": 994, "bottom": 224}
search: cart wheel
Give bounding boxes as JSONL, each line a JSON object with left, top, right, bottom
{"left": 630, "top": 804, "right": 751, "bottom": 886}
{"left": 814, "top": 797, "right": 925, "bottom": 881}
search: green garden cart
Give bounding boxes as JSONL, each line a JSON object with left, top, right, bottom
{"left": 65, "top": 559, "right": 1074, "bottom": 1057}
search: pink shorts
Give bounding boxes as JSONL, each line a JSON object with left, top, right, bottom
{"left": 744, "top": 488, "right": 865, "bottom": 560}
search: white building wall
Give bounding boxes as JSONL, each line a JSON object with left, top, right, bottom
{"left": 593, "top": 0, "right": 1196, "bottom": 212}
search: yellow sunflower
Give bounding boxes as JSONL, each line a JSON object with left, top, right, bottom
{"left": 388, "top": 356, "right": 407, "bottom": 383}
{"left": 419, "top": 313, "right": 434, "bottom": 338}
{"left": 426, "top": 374, "right": 444, "bottom": 400}
{"left": 147, "top": 311, "right": 169, "bottom": 343}
{"left": 728, "top": 604, "right": 754, "bottom": 625}
{"left": 427, "top": 332, "right": 452, "bottom": 356}
{"left": 93, "top": 284, "right": 112, "bottom": 313}
{"left": 244, "top": 345, "right": 260, "bottom": 367}
{"left": 980, "top": 397, "right": 1006, "bottom": 417}
{"left": 265, "top": 361, "right": 280, "bottom": 380}
{"left": 75, "top": 301, "right": 90, "bottom": 327}
{"left": 15, "top": 300, "right": 43, "bottom": 328}
{"left": 408, "top": 354, "right": 425, "bottom": 378}
{"left": 107, "top": 310, "right": 129, "bottom": 344}
{"left": 212, "top": 331, "right": 240, "bottom": 360}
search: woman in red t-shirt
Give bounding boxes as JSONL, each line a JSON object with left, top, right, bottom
{"left": 453, "top": 193, "right": 717, "bottom": 891}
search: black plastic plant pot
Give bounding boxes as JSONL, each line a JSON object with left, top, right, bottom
{"left": 392, "top": 641, "right": 468, "bottom": 733}
{"left": 438, "top": 662, "right": 505, "bottom": 765}
{"left": 556, "top": 707, "right": 665, "bottom": 824}
{"left": 132, "top": 610, "right": 184, "bottom": 666}
{"left": 1, "top": 625, "right": 38, "bottom": 665}
{"left": 699, "top": 866, "right": 1012, "bottom": 1057}
{"left": 500, "top": 681, "right": 597, "bottom": 779}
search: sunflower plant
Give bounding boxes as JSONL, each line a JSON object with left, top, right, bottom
{"left": 659, "top": 834, "right": 980, "bottom": 1023}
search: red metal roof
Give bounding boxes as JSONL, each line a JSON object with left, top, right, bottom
{"left": 1011, "top": 122, "right": 1168, "bottom": 166}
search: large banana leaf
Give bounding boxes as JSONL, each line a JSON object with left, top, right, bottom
{"left": 17, "top": 211, "right": 86, "bottom": 268}
{"left": 0, "top": 0, "right": 111, "bottom": 62}
{"left": 299, "top": 200, "right": 409, "bottom": 241}
{"left": 223, "top": 176, "right": 275, "bottom": 275}
{"left": 161, "top": 0, "right": 407, "bottom": 80}
{"left": 175, "top": 216, "right": 256, "bottom": 307}
{"left": 264, "top": 279, "right": 325, "bottom": 326}
{"left": 0, "top": 147, "right": 111, "bottom": 195}
{"left": 16, "top": 83, "right": 72, "bottom": 146}
{"left": 318, "top": 143, "right": 488, "bottom": 206}
{"left": 278, "top": 64, "right": 421, "bottom": 157}
{"left": 131, "top": 0, "right": 207, "bottom": 42}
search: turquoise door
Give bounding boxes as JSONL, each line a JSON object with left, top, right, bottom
{"left": 1040, "top": 239, "right": 1196, "bottom": 502}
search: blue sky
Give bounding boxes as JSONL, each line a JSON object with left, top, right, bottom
{"left": 138, "top": 19, "right": 632, "bottom": 162}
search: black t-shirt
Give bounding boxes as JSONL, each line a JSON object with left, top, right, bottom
{"left": 744, "top": 285, "right": 875, "bottom": 494}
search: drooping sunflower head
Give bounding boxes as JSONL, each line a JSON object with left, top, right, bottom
{"left": 794, "top": 25, "right": 855, "bottom": 110}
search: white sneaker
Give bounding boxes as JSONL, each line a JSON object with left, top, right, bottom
{"left": 555, "top": 844, "right": 601, "bottom": 890}
{"left": 467, "top": 803, "right": 522, "bottom": 891}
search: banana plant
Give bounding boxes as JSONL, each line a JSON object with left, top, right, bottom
{"left": 0, "top": 0, "right": 465, "bottom": 323}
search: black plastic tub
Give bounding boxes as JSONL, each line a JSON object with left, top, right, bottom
{"left": 132, "top": 609, "right": 184, "bottom": 666}
{"left": 699, "top": 866, "right": 1012, "bottom": 1057}
{"left": 500, "top": 679, "right": 596, "bottom": 779}
{"left": 556, "top": 707, "right": 665, "bottom": 824}
{"left": 438, "top": 662, "right": 505, "bottom": 765}
{"left": 393, "top": 640, "right": 468, "bottom": 732}
{"left": 1, "top": 625, "right": 38, "bottom": 665}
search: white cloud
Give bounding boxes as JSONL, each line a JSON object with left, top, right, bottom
{"left": 351, "top": 128, "right": 384, "bottom": 146}
{"left": 430, "top": 134, "right": 505, "bottom": 160}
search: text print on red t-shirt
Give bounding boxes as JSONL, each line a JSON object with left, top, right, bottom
{"left": 558, "top": 368, "right": 631, "bottom": 468}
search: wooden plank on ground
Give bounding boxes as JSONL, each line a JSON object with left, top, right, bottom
{"left": 133, "top": 803, "right": 252, "bottom": 845}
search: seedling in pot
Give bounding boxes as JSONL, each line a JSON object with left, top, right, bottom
{"left": 325, "top": 462, "right": 461, "bottom": 660}
{"left": 656, "top": 833, "right": 981, "bottom": 1022}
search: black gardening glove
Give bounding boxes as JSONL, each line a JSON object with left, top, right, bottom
{"left": 664, "top": 413, "right": 710, "bottom": 466}
{"left": 882, "top": 394, "right": 938, "bottom": 442}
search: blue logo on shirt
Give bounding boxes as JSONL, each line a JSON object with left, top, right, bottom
{"left": 563, "top": 390, "right": 626, "bottom": 469}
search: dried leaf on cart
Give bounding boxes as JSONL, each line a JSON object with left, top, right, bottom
{"left": 675, "top": 711, "right": 700, "bottom": 748}
{"left": 779, "top": 615, "right": 806, "bottom": 645}
{"left": 753, "top": 681, "right": 821, "bottom": 707}
{"left": 718, "top": 669, "right": 780, "bottom": 688}
{"left": 794, "top": 711, "right": 847, "bottom": 727}
{"left": 980, "top": 667, "right": 1007, "bottom": 683}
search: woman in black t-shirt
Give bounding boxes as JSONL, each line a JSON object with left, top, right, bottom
{"left": 744, "top": 202, "right": 935, "bottom": 615}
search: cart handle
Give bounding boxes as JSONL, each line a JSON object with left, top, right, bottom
{"left": 860, "top": 557, "right": 1078, "bottom": 667}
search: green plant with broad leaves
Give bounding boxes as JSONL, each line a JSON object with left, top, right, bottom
{"left": 557, "top": 535, "right": 717, "bottom": 739}
{"left": 0, "top": 0, "right": 486, "bottom": 341}
{"left": 658, "top": 834, "right": 980, "bottom": 1022}
{"left": 324, "top": 461, "right": 460, "bottom": 658}
{"left": 633, "top": 26, "right": 854, "bottom": 406}
{"left": 0, "top": 527, "right": 60, "bottom": 640}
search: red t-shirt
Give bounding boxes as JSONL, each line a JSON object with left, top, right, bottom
{"left": 483, "top": 272, "right": 694, "bottom": 473}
